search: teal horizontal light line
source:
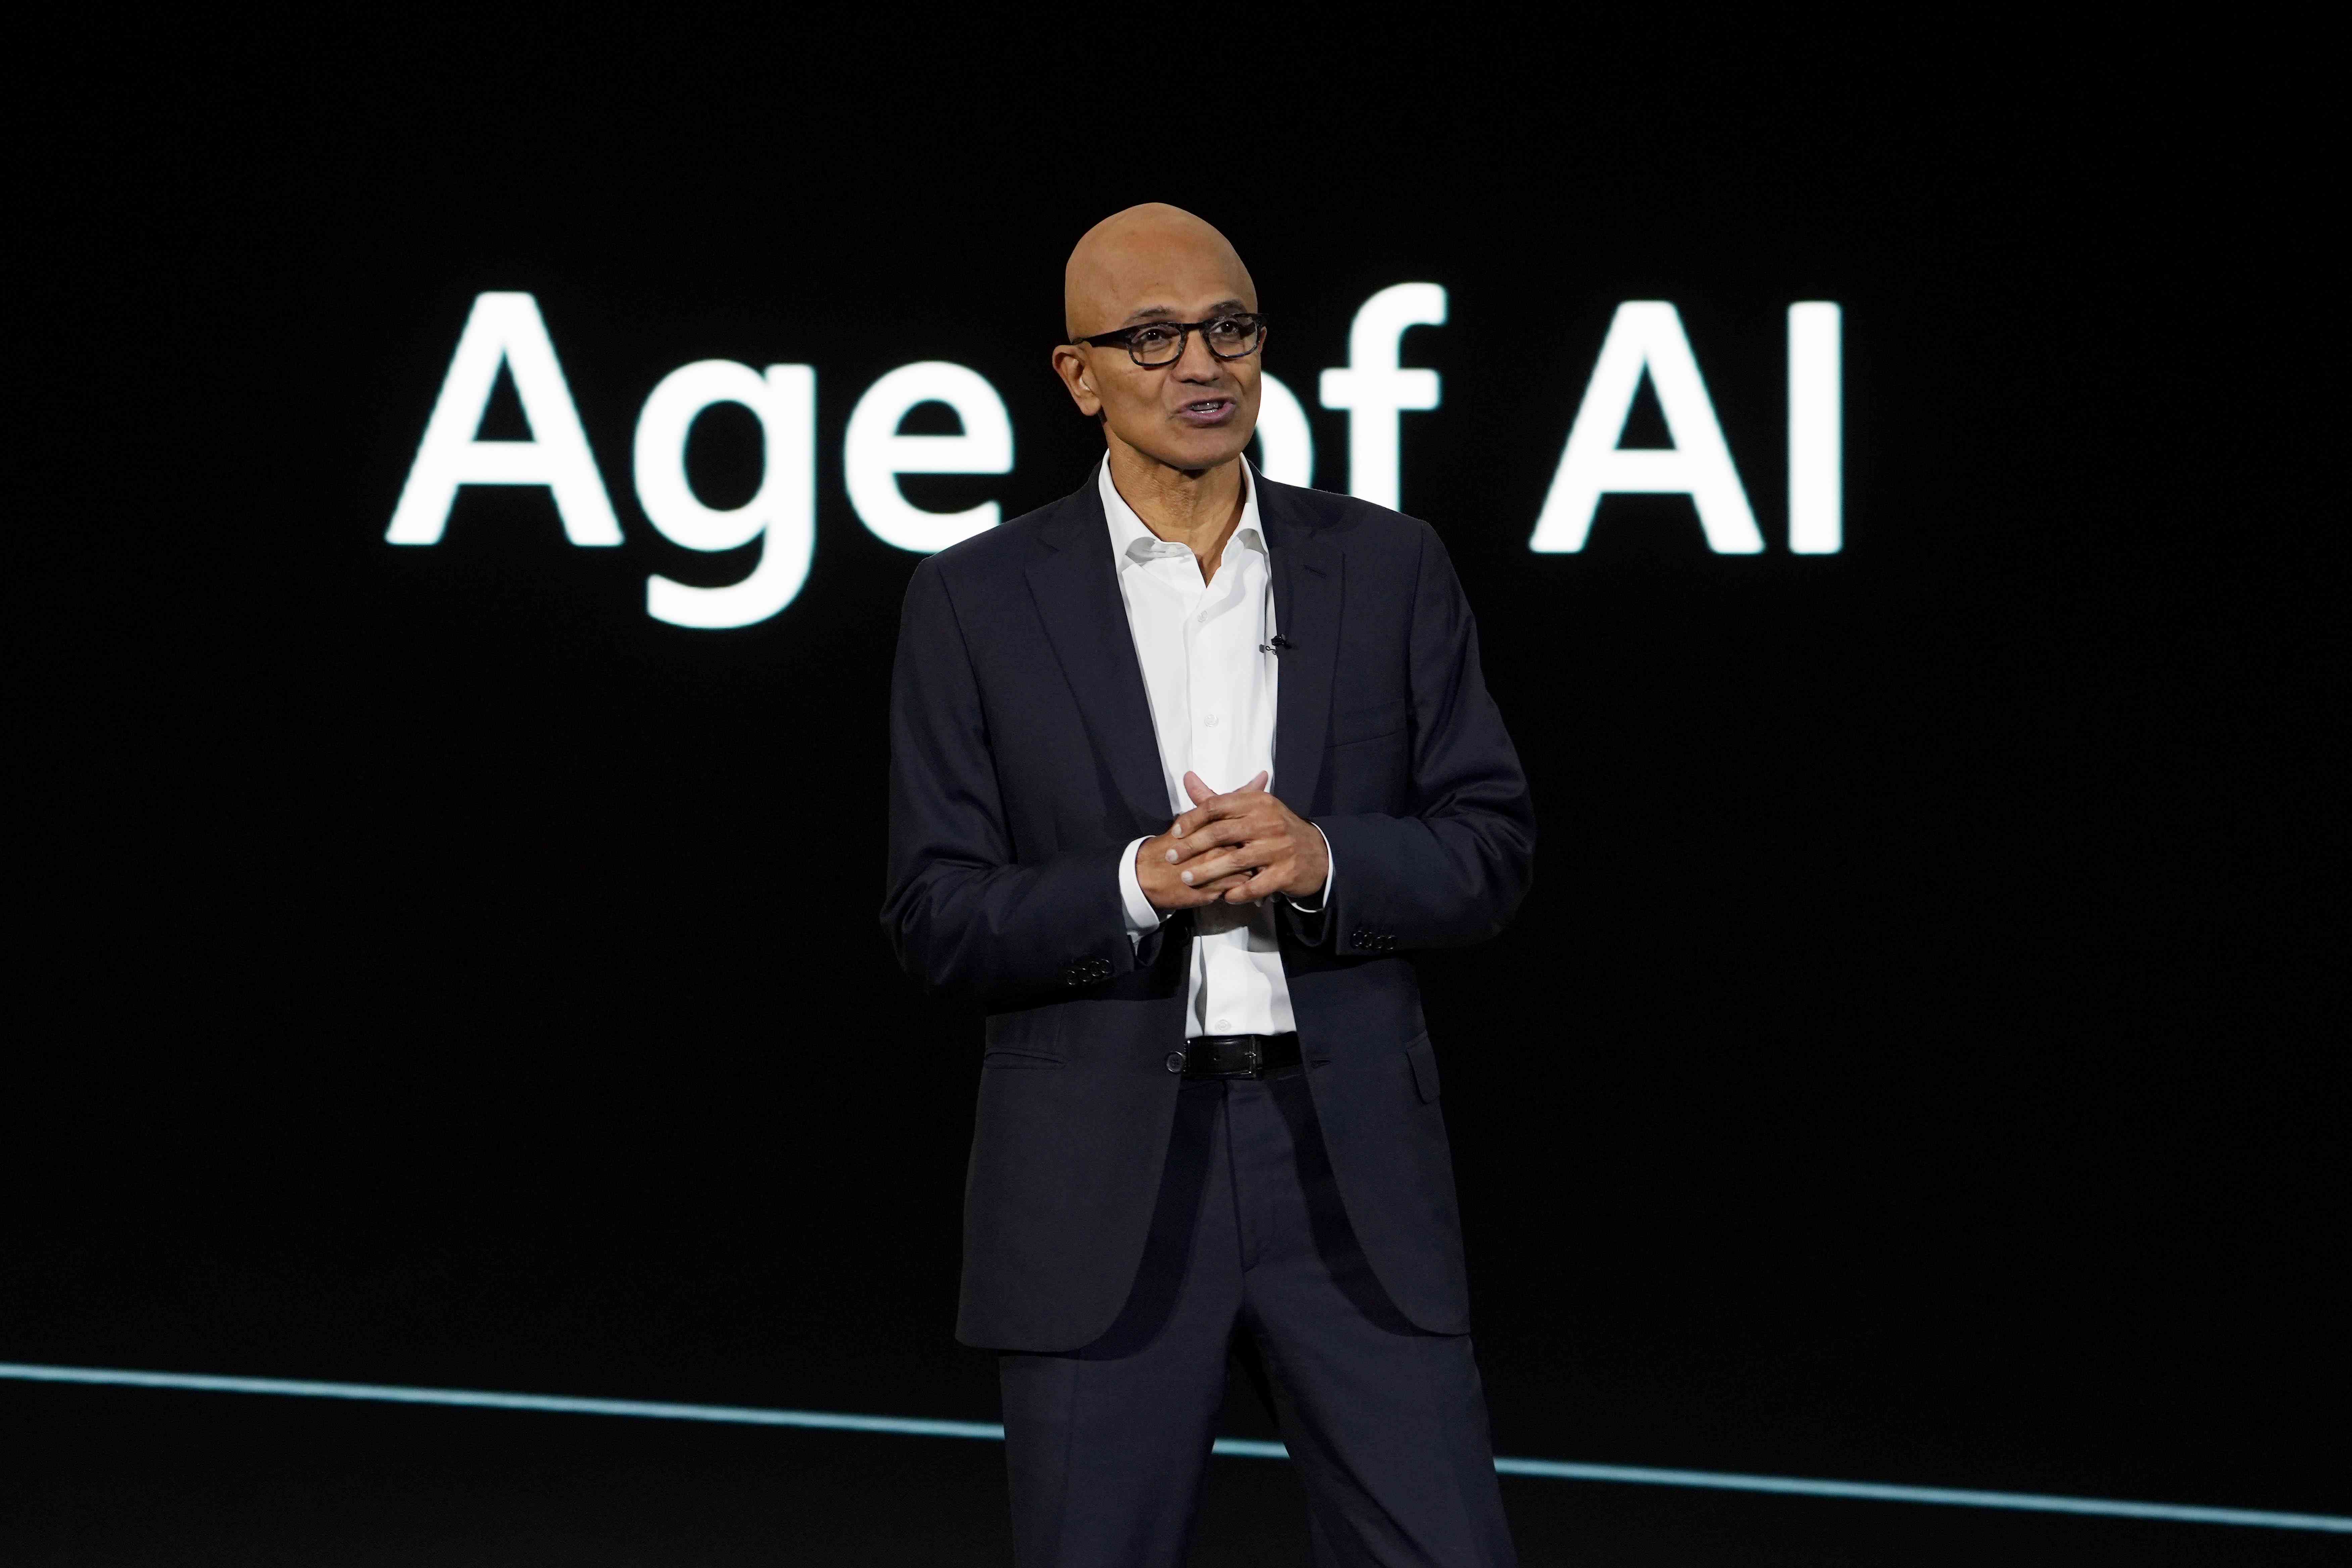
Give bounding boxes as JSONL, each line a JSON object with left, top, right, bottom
{"left": 0, "top": 1362, "right": 1003, "bottom": 1442}
{"left": 1480, "top": 1458, "right": 2352, "bottom": 1531}
{"left": 4, "top": 1361, "right": 2345, "bottom": 1535}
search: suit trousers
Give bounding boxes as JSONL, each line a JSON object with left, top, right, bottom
{"left": 997, "top": 1067, "right": 1517, "bottom": 1567}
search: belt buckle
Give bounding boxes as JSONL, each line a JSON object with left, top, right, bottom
{"left": 1182, "top": 1035, "right": 1267, "bottom": 1080}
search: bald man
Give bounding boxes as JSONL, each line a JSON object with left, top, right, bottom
{"left": 883, "top": 205, "right": 1534, "bottom": 1566}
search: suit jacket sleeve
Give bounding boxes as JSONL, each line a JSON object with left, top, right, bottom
{"left": 1287, "top": 524, "right": 1535, "bottom": 952}
{"left": 881, "top": 557, "right": 1145, "bottom": 1001}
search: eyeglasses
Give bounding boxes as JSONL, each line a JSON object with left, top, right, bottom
{"left": 1071, "top": 312, "right": 1268, "bottom": 368}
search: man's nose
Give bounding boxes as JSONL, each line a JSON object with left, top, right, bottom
{"left": 1170, "top": 327, "right": 1226, "bottom": 381}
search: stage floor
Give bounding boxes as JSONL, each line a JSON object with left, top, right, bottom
{"left": 4, "top": 1381, "right": 2337, "bottom": 1567}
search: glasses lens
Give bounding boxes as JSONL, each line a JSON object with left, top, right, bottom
{"left": 1126, "top": 324, "right": 1185, "bottom": 365}
{"left": 1205, "top": 316, "right": 1262, "bottom": 358}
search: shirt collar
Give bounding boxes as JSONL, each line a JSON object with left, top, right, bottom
{"left": 1099, "top": 457, "right": 1266, "bottom": 570}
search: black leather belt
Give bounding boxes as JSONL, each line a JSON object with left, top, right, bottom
{"left": 1173, "top": 1032, "right": 1302, "bottom": 1080}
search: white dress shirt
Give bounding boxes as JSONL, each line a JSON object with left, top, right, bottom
{"left": 1104, "top": 458, "right": 1329, "bottom": 1037}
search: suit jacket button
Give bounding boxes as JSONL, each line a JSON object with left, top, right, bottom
{"left": 1165, "top": 1052, "right": 1186, "bottom": 1073}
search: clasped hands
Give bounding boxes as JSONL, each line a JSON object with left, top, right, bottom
{"left": 1136, "top": 770, "right": 1329, "bottom": 913}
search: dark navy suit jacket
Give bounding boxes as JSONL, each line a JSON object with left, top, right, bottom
{"left": 883, "top": 468, "right": 1535, "bottom": 1352}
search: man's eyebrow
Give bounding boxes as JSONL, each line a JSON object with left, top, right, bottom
{"left": 1119, "top": 298, "right": 1251, "bottom": 325}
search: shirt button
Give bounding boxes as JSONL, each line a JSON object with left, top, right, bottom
{"left": 1197, "top": 612, "right": 1210, "bottom": 624}
{"left": 1204, "top": 713, "right": 1221, "bottom": 727}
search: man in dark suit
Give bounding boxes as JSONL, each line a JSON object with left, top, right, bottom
{"left": 884, "top": 203, "right": 1534, "bottom": 1566}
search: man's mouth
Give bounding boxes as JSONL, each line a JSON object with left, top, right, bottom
{"left": 1175, "top": 397, "right": 1236, "bottom": 426}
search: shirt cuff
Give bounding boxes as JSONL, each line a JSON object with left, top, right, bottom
{"left": 1282, "top": 823, "right": 1333, "bottom": 913}
{"left": 1117, "top": 836, "right": 1163, "bottom": 945}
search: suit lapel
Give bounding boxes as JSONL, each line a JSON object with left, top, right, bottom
{"left": 1262, "top": 480, "right": 1343, "bottom": 813}
{"left": 1024, "top": 476, "right": 1172, "bottom": 835}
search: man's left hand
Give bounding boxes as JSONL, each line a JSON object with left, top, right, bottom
{"left": 1163, "top": 770, "right": 1329, "bottom": 905}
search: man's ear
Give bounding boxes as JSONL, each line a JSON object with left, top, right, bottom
{"left": 1050, "top": 344, "right": 1102, "bottom": 420}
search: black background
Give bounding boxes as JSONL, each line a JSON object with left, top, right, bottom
{"left": 8, "top": 14, "right": 2343, "bottom": 1565}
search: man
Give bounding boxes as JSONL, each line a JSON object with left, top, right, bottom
{"left": 883, "top": 203, "right": 1534, "bottom": 1566}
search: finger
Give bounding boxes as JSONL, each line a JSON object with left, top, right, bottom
{"left": 1237, "top": 770, "right": 1269, "bottom": 793}
{"left": 1173, "top": 785, "right": 1275, "bottom": 840}
{"left": 1171, "top": 810, "right": 1281, "bottom": 862}
{"left": 1161, "top": 870, "right": 1252, "bottom": 905}
{"left": 1224, "top": 860, "right": 1291, "bottom": 902}
{"left": 1164, "top": 816, "right": 1263, "bottom": 863}
{"left": 1182, "top": 770, "right": 1216, "bottom": 806}
{"left": 1177, "top": 844, "right": 1276, "bottom": 887}
{"left": 1176, "top": 851, "right": 1248, "bottom": 887}
{"left": 1145, "top": 861, "right": 1245, "bottom": 903}
{"left": 1173, "top": 796, "right": 1246, "bottom": 840}
{"left": 1162, "top": 822, "right": 1217, "bottom": 863}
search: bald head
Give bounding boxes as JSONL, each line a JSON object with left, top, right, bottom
{"left": 1051, "top": 203, "right": 1264, "bottom": 481}
{"left": 1064, "top": 203, "right": 1256, "bottom": 339}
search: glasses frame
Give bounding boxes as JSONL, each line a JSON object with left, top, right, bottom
{"left": 1070, "top": 312, "right": 1269, "bottom": 368}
